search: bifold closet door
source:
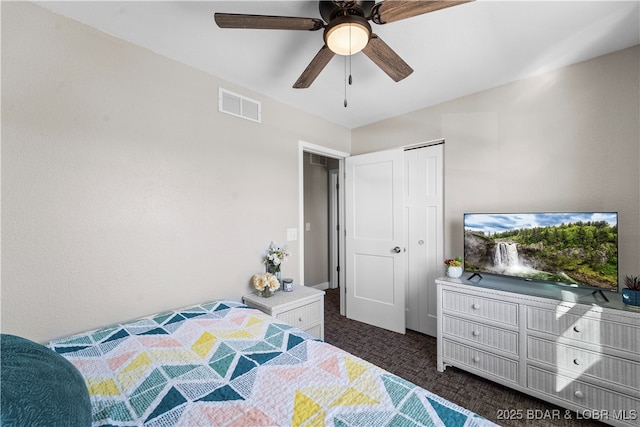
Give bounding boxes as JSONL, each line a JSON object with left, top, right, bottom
{"left": 405, "top": 144, "right": 443, "bottom": 336}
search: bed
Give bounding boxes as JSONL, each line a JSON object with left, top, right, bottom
{"left": 43, "top": 300, "right": 496, "bottom": 426}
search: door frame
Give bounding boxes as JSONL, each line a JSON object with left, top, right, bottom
{"left": 329, "top": 168, "right": 339, "bottom": 290}
{"left": 298, "top": 141, "right": 349, "bottom": 315}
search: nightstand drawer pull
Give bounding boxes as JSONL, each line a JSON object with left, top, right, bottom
{"left": 573, "top": 358, "right": 580, "bottom": 366}
{"left": 473, "top": 356, "right": 480, "bottom": 363}
{"left": 472, "top": 330, "right": 480, "bottom": 337}
{"left": 472, "top": 304, "right": 480, "bottom": 310}
{"left": 574, "top": 390, "right": 584, "bottom": 399}
{"left": 573, "top": 325, "right": 581, "bottom": 333}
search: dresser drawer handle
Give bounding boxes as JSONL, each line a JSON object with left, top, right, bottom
{"left": 472, "top": 330, "right": 480, "bottom": 337}
{"left": 574, "top": 390, "right": 584, "bottom": 399}
{"left": 298, "top": 317, "right": 303, "bottom": 323}
{"left": 473, "top": 356, "right": 480, "bottom": 363}
{"left": 472, "top": 304, "right": 480, "bottom": 310}
{"left": 573, "top": 325, "right": 581, "bottom": 333}
{"left": 573, "top": 358, "right": 581, "bottom": 366}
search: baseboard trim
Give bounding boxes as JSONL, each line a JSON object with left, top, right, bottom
{"left": 310, "top": 282, "right": 330, "bottom": 291}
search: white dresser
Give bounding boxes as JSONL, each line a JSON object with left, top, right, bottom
{"left": 437, "top": 276, "right": 640, "bottom": 427}
{"left": 243, "top": 285, "right": 325, "bottom": 340}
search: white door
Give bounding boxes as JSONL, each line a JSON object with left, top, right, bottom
{"left": 345, "top": 148, "right": 405, "bottom": 334}
{"left": 405, "top": 144, "right": 444, "bottom": 336}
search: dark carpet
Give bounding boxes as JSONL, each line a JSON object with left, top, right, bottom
{"left": 323, "top": 288, "right": 603, "bottom": 426}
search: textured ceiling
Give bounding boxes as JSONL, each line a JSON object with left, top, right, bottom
{"left": 36, "top": 1, "right": 640, "bottom": 129}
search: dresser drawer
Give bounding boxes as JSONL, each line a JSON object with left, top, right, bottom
{"left": 527, "top": 336, "right": 640, "bottom": 392}
{"left": 276, "top": 301, "right": 322, "bottom": 330}
{"left": 442, "top": 290, "right": 518, "bottom": 326}
{"left": 442, "top": 314, "right": 519, "bottom": 355}
{"left": 528, "top": 365, "right": 640, "bottom": 422}
{"left": 443, "top": 339, "right": 519, "bottom": 384}
{"left": 527, "top": 307, "right": 640, "bottom": 355}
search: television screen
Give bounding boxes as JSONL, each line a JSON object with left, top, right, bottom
{"left": 463, "top": 212, "right": 618, "bottom": 291}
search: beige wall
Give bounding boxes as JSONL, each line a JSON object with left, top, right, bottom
{"left": 1, "top": 3, "right": 350, "bottom": 342}
{"left": 352, "top": 46, "right": 640, "bottom": 279}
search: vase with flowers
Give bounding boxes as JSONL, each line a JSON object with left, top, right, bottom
{"left": 444, "top": 257, "right": 463, "bottom": 278}
{"left": 252, "top": 273, "right": 280, "bottom": 298}
{"left": 264, "top": 241, "right": 290, "bottom": 284}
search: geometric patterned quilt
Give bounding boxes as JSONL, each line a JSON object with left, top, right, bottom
{"left": 48, "top": 301, "right": 497, "bottom": 427}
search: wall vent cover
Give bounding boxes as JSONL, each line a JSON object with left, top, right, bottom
{"left": 310, "top": 154, "right": 328, "bottom": 166}
{"left": 219, "top": 88, "right": 261, "bottom": 123}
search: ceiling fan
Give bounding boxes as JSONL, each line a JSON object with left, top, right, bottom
{"left": 214, "top": 1, "right": 472, "bottom": 89}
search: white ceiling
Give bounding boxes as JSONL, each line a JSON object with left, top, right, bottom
{"left": 36, "top": 1, "right": 640, "bottom": 129}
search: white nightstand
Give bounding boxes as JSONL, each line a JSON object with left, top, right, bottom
{"left": 242, "top": 285, "right": 325, "bottom": 340}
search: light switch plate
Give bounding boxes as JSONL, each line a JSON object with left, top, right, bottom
{"left": 286, "top": 228, "right": 297, "bottom": 241}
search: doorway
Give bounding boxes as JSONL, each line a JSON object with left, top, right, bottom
{"left": 298, "top": 141, "right": 348, "bottom": 315}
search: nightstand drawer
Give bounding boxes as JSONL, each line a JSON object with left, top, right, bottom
{"left": 242, "top": 285, "right": 325, "bottom": 340}
{"left": 443, "top": 314, "right": 519, "bottom": 355}
{"left": 304, "top": 324, "right": 322, "bottom": 339}
{"left": 442, "top": 290, "right": 518, "bottom": 326}
{"left": 443, "top": 339, "right": 519, "bottom": 384}
{"left": 527, "top": 336, "right": 640, "bottom": 391}
{"left": 277, "top": 301, "right": 322, "bottom": 330}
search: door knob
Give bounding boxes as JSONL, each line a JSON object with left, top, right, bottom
{"left": 392, "top": 246, "right": 402, "bottom": 253}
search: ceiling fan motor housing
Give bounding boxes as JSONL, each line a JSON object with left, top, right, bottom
{"left": 319, "top": 1, "right": 376, "bottom": 22}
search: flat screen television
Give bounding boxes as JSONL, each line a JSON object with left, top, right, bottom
{"left": 463, "top": 212, "right": 618, "bottom": 292}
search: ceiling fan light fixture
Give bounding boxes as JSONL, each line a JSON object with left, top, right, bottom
{"left": 324, "top": 15, "right": 371, "bottom": 56}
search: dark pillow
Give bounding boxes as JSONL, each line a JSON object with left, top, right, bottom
{"left": 1, "top": 334, "right": 92, "bottom": 426}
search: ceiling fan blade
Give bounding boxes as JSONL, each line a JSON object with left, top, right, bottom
{"left": 293, "top": 45, "right": 336, "bottom": 89}
{"left": 372, "top": 0, "right": 473, "bottom": 24}
{"left": 361, "top": 34, "right": 413, "bottom": 82}
{"left": 214, "top": 13, "right": 324, "bottom": 31}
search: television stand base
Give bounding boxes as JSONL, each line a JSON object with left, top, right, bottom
{"left": 592, "top": 288, "right": 610, "bottom": 302}
{"left": 468, "top": 272, "right": 483, "bottom": 281}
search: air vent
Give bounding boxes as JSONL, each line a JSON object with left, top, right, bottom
{"left": 310, "top": 154, "right": 327, "bottom": 166}
{"left": 219, "top": 88, "right": 261, "bottom": 123}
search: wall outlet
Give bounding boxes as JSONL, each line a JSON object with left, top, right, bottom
{"left": 286, "top": 228, "right": 297, "bottom": 241}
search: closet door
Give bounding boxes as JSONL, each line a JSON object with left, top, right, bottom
{"left": 405, "top": 144, "right": 443, "bottom": 336}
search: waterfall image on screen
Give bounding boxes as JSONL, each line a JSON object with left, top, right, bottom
{"left": 463, "top": 212, "right": 618, "bottom": 291}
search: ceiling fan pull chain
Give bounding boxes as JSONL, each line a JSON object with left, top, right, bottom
{"left": 349, "top": 23, "right": 353, "bottom": 86}
{"left": 344, "top": 56, "right": 348, "bottom": 107}
{"left": 343, "top": 23, "right": 353, "bottom": 108}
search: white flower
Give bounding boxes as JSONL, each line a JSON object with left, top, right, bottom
{"left": 252, "top": 273, "right": 280, "bottom": 292}
{"left": 267, "top": 274, "right": 280, "bottom": 291}
{"left": 252, "top": 273, "right": 267, "bottom": 291}
{"left": 264, "top": 241, "right": 290, "bottom": 269}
